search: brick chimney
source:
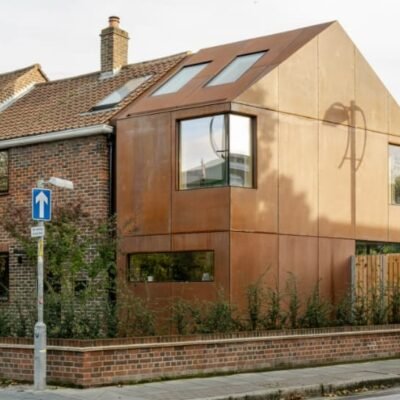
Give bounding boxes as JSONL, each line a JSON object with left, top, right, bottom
{"left": 100, "top": 16, "right": 129, "bottom": 73}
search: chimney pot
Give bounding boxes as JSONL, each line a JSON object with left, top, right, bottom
{"left": 109, "top": 16, "right": 120, "bottom": 28}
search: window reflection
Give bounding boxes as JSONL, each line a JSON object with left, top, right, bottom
{"left": 179, "top": 114, "right": 253, "bottom": 189}
{"left": 389, "top": 144, "right": 400, "bottom": 204}
{"left": 128, "top": 251, "right": 214, "bottom": 282}
{"left": 0, "top": 151, "right": 8, "bottom": 193}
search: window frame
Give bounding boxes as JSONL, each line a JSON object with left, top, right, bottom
{"left": 0, "top": 253, "right": 9, "bottom": 302}
{"left": 206, "top": 50, "right": 268, "bottom": 87}
{"left": 0, "top": 150, "right": 9, "bottom": 194}
{"left": 127, "top": 250, "right": 215, "bottom": 283}
{"left": 177, "top": 112, "right": 256, "bottom": 191}
{"left": 90, "top": 75, "right": 152, "bottom": 112}
{"left": 389, "top": 143, "right": 400, "bottom": 205}
{"left": 151, "top": 62, "right": 210, "bottom": 96}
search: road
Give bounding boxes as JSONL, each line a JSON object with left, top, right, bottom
{"left": 316, "top": 387, "right": 400, "bottom": 399}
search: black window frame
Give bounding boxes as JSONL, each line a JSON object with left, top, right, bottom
{"left": 127, "top": 250, "right": 215, "bottom": 283}
{"left": 0, "top": 253, "right": 9, "bottom": 301}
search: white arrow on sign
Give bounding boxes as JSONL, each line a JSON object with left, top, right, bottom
{"left": 35, "top": 191, "right": 48, "bottom": 219}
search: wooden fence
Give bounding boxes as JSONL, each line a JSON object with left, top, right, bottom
{"left": 352, "top": 254, "right": 400, "bottom": 296}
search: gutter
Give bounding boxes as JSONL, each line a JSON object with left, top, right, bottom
{"left": 0, "top": 124, "right": 114, "bottom": 149}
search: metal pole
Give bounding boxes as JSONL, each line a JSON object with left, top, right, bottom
{"left": 34, "top": 199, "right": 46, "bottom": 389}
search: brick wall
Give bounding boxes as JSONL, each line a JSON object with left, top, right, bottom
{"left": 0, "top": 326, "right": 399, "bottom": 387}
{"left": 0, "top": 135, "right": 110, "bottom": 313}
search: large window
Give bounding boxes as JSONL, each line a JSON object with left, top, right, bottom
{"left": 179, "top": 114, "right": 254, "bottom": 190}
{"left": 0, "top": 151, "right": 8, "bottom": 193}
{"left": 128, "top": 251, "right": 214, "bottom": 283}
{"left": 0, "top": 254, "right": 9, "bottom": 301}
{"left": 389, "top": 144, "right": 400, "bottom": 204}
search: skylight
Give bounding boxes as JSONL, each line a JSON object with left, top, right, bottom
{"left": 207, "top": 51, "right": 267, "bottom": 87}
{"left": 91, "top": 75, "right": 152, "bottom": 111}
{"left": 152, "top": 63, "right": 209, "bottom": 96}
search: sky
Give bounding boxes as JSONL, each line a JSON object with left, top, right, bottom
{"left": 1, "top": 0, "right": 399, "bottom": 101}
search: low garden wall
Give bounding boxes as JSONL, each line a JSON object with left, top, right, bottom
{"left": 0, "top": 325, "right": 399, "bottom": 387}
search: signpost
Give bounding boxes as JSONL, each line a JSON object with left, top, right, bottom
{"left": 31, "top": 178, "right": 73, "bottom": 391}
{"left": 32, "top": 186, "right": 51, "bottom": 391}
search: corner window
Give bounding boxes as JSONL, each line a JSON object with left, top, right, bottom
{"left": 152, "top": 63, "right": 209, "bottom": 96}
{"left": 389, "top": 144, "right": 400, "bottom": 204}
{"left": 179, "top": 114, "right": 254, "bottom": 190}
{"left": 0, "top": 151, "right": 8, "bottom": 193}
{"left": 128, "top": 251, "right": 214, "bottom": 283}
{"left": 207, "top": 51, "right": 267, "bottom": 86}
{"left": 0, "top": 254, "right": 9, "bottom": 301}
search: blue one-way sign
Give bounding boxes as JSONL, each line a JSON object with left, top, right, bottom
{"left": 32, "top": 188, "right": 52, "bottom": 221}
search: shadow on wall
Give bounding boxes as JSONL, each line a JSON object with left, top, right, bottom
{"left": 230, "top": 87, "right": 393, "bottom": 309}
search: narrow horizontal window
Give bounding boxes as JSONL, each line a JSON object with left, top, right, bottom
{"left": 207, "top": 51, "right": 267, "bottom": 86}
{"left": 128, "top": 251, "right": 214, "bottom": 283}
{"left": 179, "top": 113, "right": 254, "bottom": 190}
{"left": 91, "top": 75, "right": 152, "bottom": 111}
{"left": 0, "top": 253, "right": 9, "bottom": 301}
{"left": 0, "top": 151, "right": 9, "bottom": 193}
{"left": 152, "top": 63, "right": 209, "bottom": 96}
{"left": 389, "top": 144, "right": 400, "bottom": 205}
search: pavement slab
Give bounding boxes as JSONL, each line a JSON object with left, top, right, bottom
{"left": 0, "top": 359, "right": 399, "bottom": 400}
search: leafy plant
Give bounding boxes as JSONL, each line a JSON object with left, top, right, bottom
{"left": 263, "top": 287, "right": 286, "bottom": 330}
{"left": 369, "top": 284, "right": 387, "bottom": 325}
{"left": 247, "top": 279, "right": 264, "bottom": 330}
{"left": 388, "top": 283, "right": 400, "bottom": 324}
{"left": 285, "top": 274, "right": 300, "bottom": 329}
{"left": 300, "top": 285, "right": 331, "bottom": 328}
{"left": 2, "top": 202, "right": 117, "bottom": 339}
{"left": 0, "top": 308, "right": 11, "bottom": 336}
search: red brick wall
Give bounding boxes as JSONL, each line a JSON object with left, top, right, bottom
{"left": 0, "top": 326, "right": 399, "bottom": 387}
{"left": 0, "top": 135, "right": 110, "bottom": 311}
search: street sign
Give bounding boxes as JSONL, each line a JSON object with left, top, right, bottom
{"left": 32, "top": 188, "right": 52, "bottom": 221}
{"left": 31, "top": 226, "right": 45, "bottom": 238}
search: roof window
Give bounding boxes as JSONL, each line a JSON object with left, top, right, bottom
{"left": 152, "top": 62, "right": 209, "bottom": 96}
{"left": 207, "top": 51, "right": 267, "bottom": 86}
{"left": 91, "top": 75, "right": 151, "bottom": 111}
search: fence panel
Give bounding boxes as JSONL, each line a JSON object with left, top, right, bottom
{"left": 353, "top": 254, "right": 400, "bottom": 294}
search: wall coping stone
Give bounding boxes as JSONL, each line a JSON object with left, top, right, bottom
{"left": 0, "top": 324, "right": 399, "bottom": 352}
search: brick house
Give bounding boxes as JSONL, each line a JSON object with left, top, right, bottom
{"left": 1, "top": 18, "right": 400, "bottom": 322}
{"left": 0, "top": 17, "right": 186, "bottom": 313}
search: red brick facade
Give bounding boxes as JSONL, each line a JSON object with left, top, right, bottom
{"left": 0, "top": 135, "right": 110, "bottom": 311}
{"left": 0, "top": 326, "right": 399, "bottom": 387}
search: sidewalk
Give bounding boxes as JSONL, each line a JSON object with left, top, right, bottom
{"left": 0, "top": 359, "right": 399, "bottom": 400}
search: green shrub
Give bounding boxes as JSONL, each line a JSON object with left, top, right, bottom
{"left": 0, "top": 308, "right": 11, "bottom": 336}
{"left": 118, "top": 296, "right": 156, "bottom": 337}
{"left": 335, "top": 290, "right": 354, "bottom": 326}
{"left": 170, "top": 298, "right": 196, "bottom": 335}
{"left": 369, "top": 285, "right": 387, "bottom": 325}
{"left": 263, "top": 287, "right": 286, "bottom": 330}
{"left": 246, "top": 279, "right": 264, "bottom": 330}
{"left": 300, "top": 285, "right": 331, "bottom": 328}
{"left": 388, "top": 283, "right": 400, "bottom": 324}
{"left": 285, "top": 274, "right": 300, "bottom": 329}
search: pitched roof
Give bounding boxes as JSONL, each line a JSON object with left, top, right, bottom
{"left": 0, "top": 53, "right": 187, "bottom": 140}
{"left": 119, "top": 22, "right": 334, "bottom": 116}
{"left": 0, "top": 64, "right": 47, "bottom": 105}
